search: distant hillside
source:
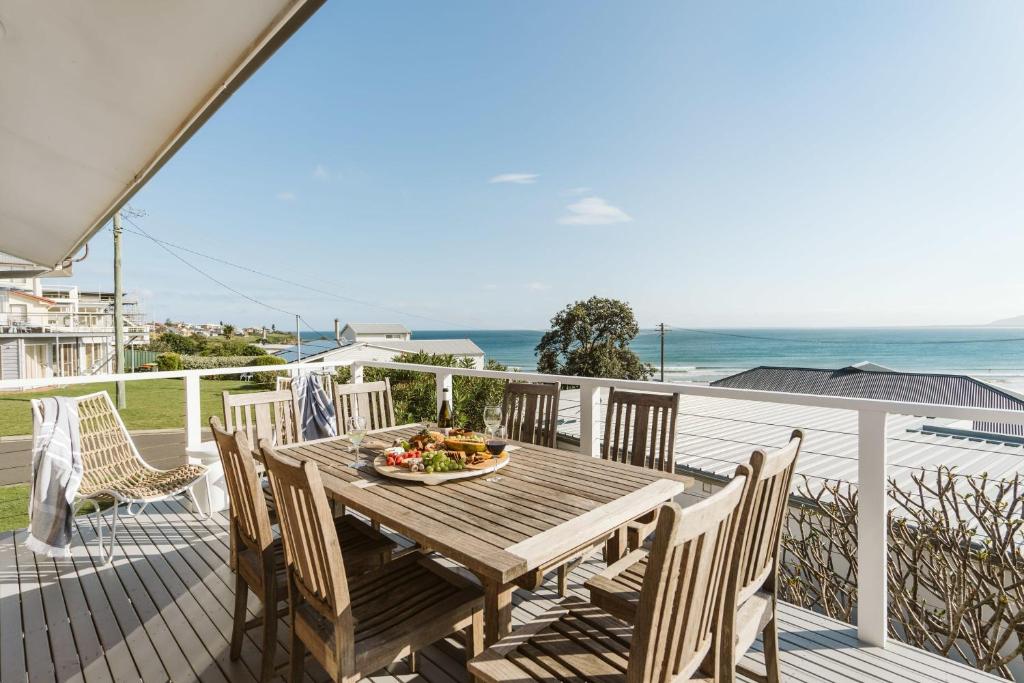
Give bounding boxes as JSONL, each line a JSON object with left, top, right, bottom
{"left": 989, "top": 315, "right": 1024, "bottom": 327}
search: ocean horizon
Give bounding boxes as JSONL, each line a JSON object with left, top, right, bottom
{"left": 299, "top": 327, "right": 1024, "bottom": 389}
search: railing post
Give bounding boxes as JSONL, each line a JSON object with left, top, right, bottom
{"left": 857, "top": 409, "right": 888, "bottom": 647}
{"left": 436, "top": 371, "right": 453, "bottom": 420}
{"left": 185, "top": 372, "right": 201, "bottom": 449}
{"left": 351, "top": 362, "right": 364, "bottom": 384}
{"left": 579, "top": 383, "right": 601, "bottom": 456}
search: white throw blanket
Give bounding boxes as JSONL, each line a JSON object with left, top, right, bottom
{"left": 26, "top": 397, "right": 84, "bottom": 558}
{"left": 293, "top": 373, "right": 338, "bottom": 440}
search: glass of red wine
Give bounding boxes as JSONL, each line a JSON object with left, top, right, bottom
{"left": 485, "top": 426, "right": 507, "bottom": 457}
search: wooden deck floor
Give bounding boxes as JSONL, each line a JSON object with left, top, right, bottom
{"left": 0, "top": 499, "right": 1002, "bottom": 683}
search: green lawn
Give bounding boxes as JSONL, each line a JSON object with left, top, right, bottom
{"left": 0, "top": 484, "right": 29, "bottom": 532}
{"left": 0, "top": 378, "right": 266, "bottom": 436}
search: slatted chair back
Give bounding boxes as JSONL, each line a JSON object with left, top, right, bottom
{"left": 627, "top": 469, "right": 750, "bottom": 683}
{"left": 733, "top": 430, "right": 803, "bottom": 604}
{"left": 602, "top": 388, "right": 680, "bottom": 472}
{"left": 68, "top": 392, "right": 150, "bottom": 490}
{"left": 333, "top": 379, "right": 395, "bottom": 434}
{"left": 222, "top": 389, "right": 301, "bottom": 448}
{"left": 210, "top": 417, "right": 274, "bottom": 555}
{"left": 261, "top": 442, "right": 356, "bottom": 672}
{"left": 501, "top": 381, "right": 560, "bottom": 447}
{"left": 277, "top": 374, "right": 337, "bottom": 402}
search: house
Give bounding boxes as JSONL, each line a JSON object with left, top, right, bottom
{"left": 276, "top": 336, "right": 486, "bottom": 369}
{"left": 0, "top": 267, "right": 149, "bottom": 381}
{"left": 338, "top": 322, "right": 411, "bottom": 343}
{"left": 711, "top": 362, "right": 1024, "bottom": 438}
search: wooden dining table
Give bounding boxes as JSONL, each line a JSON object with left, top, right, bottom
{"left": 269, "top": 424, "right": 692, "bottom": 645}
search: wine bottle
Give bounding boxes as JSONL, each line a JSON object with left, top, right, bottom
{"left": 437, "top": 387, "right": 453, "bottom": 434}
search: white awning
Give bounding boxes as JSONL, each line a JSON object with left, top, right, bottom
{"left": 0, "top": 0, "right": 324, "bottom": 268}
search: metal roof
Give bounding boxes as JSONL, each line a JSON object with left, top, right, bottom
{"left": 0, "top": 0, "right": 325, "bottom": 267}
{"left": 556, "top": 390, "right": 1024, "bottom": 501}
{"left": 712, "top": 365, "right": 1024, "bottom": 410}
{"left": 372, "top": 339, "right": 484, "bottom": 356}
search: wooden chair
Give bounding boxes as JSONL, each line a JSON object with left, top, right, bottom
{"left": 223, "top": 389, "right": 302, "bottom": 448}
{"left": 469, "top": 471, "right": 751, "bottom": 683}
{"left": 501, "top": 381, "right": 560, "bottom": 448}
{"left": 260, "top": 440, "right": 485, "bottom": 682}
{"left": 602, "top": 387, "right": 681, "bottom": 555}
{"left": 210, "top": 417, "right": 394, "bottom": 682}
{"left": 333, "top": 379, "right": 395, "bottom": 434}
{"left": 586, "top": 430, "right": 804, "bottom": 683}
{"left": 31, "top": 391, "right": 207, "bottom": 564}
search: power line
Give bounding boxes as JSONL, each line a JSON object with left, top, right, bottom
{"left": 119, "top": 217, "right": 487, "bottom": 330}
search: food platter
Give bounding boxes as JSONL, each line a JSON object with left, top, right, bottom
{"left": 372, "top": 451, "right": 509, "bottom": 485}
{"left": 370, "top": 427, "right": 510, "bottom": 485}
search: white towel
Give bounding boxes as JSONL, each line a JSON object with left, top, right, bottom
{"left": 26, "top": 397, "right": 84, "bottom": 558}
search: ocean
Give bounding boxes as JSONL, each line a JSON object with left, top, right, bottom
{"left": 302, "top": 327, "right": 1024, "bottom": 389}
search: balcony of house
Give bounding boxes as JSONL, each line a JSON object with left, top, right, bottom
{"left": 0, "top": 360, "right": 1017, "bottom": 682}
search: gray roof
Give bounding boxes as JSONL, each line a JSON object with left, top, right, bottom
{"left": 343, "top": 323, "right": 410, "bottom": 335}
{"left": 711, "top": 365, "right": 1024, "bottom": 436}
{"left": 372, "top": 339, "right": 483, "bottom": 356}
{"left": 712, "top": 365, "right": 1024, "bottom": 410}
{"left": 555, "top": 390, "right": 1024, "bottom": 501}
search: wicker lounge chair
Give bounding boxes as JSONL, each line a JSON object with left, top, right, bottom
{"left": 31, "top": 391, "right": 208, "bottom": 564}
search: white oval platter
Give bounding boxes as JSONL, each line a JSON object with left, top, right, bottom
{"left": 372, "top": 452, "right": 509, "bottom": 485}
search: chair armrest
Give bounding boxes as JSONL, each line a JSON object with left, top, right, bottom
{"left": 626, "top": 510, "right": 658, "bottom": 550}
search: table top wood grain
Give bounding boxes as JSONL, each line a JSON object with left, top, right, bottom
{"left": 271, "top": 424, "right": 692, "bottom": 584}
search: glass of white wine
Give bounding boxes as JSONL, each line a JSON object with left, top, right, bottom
{"left": 346, "top": 415, "right": 368, "bottom": 469}
{"left": 483, "top": 404, "right": 502, "bottom": 437}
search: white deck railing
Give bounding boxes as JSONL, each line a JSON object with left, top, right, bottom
{"left": 5, "top": 357, "right": 1024, "bottom": 650}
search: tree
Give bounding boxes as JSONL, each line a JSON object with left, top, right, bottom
{"left": 536, "top": 296, "right": 653, "bottom": 380}
{"left": 222, "top": 323, "right": 235, "bottom": 337}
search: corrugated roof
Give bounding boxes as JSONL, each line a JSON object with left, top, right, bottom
{"left": 711, "top": 365, "right": 1024, "bottom": 409}
{"left": 371, "top": 339, "right": 483, "bottom": 356}
{"left": 556, "top": 390, "right": 1024, "bottom": 503}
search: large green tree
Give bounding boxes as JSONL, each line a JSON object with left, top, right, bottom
{"left": 536, "top": 297, "right": 653, "bottom": 380}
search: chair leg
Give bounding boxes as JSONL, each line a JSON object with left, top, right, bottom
{"left": 260, "top": 602, "right": 278, "bottom": 683}
{"left": 289, "top": 627, "right": 306, "bottom": 683}
{"left": 762, "top": 612, "right": 782, "bottom": 683}
{"left": 186, "top": 485, "right": 206, "bottom": 519}
{"left": 465, "top": 611, "right": 484, "bottom": 661}
{"left": 557, "top": 564, "right": 569, "bottom": 596}
{"left": 96, "top": 502, "right": 118, "bottom": 565}
{"left": 408, "top": 651, "right": 417, "bottom": 673}
{"left": 230, "top": 573, "right": 248, "bottom": 661}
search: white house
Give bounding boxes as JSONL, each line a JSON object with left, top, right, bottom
{"left": 280, "top": 335, "right": 486, "bottom": 370}
{"left": 338, "top": 322, "right": 411, "bottom": 343}
{"left": 0, "top": 262, "right": 149, "bottom": 380}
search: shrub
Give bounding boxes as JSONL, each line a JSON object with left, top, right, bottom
{"left": 355, "top": 352, "right": 508, "bottom": 430}
{"left": 247, "top": 355, "right": 287, "bottom": 385}
{"left": 179, "top": 355, "right": 261, "bottom": 370}
{"left": 155, "top": 352, "right": 182, "bottom": 371}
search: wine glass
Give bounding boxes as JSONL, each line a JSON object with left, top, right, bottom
{"left": 346, "top": 415, "right": 368, "bottom": 468}
{"left": 483, "top": 404, "right": 502, "bottom": 437}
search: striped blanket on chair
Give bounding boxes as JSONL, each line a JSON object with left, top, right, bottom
{"left": 26, "top": 397, "right": 84, "bottom": 558}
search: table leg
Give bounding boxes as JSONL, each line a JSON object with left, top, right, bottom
{"left": 484, "top": 581, "right": 514, "bottom": 646}
{"left": 605, "top": 526, "right": 627, "bottom": 564}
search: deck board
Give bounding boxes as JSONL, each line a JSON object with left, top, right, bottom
{"left": 0, "top": 499, "right": 1003, "bottom": 683}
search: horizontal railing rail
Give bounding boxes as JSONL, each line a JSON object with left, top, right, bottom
{"left": 5, "top": 357, "right": 1024, "bottom": 651}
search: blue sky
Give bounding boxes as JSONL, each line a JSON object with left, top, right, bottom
{"left": 73, "top": 1, "right": 1024, "bottom": 330}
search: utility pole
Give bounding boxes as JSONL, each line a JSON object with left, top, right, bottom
{"left": 659, "top": 322, "right": 668, "bottom": 382}
{"left": 295, "top": 314, "right": 301, "bottom": 362}
{"left": 113, "top": 212, "right": 126, "bottom": 408}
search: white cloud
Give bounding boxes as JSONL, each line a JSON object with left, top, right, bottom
{"left": 489, "top": 173, "right": 538, "bottom": 184}
{"left": 312, "top": 164, "right": 331, "bottom": 180}
{"left": 526, "top": 281, "right": 550, "bottom": 291}
{"left": 564, "top": 186, "right": 592, "bottom": 195}
{"left": 275, "top": 191, "right": 296, "bottom": 201}
{"left": 558, "top": 196, "right": 632, "bottom": 226}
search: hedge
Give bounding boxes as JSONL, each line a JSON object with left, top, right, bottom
{"left": 180, "top": 355, "right": 263, "bottom": 370}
